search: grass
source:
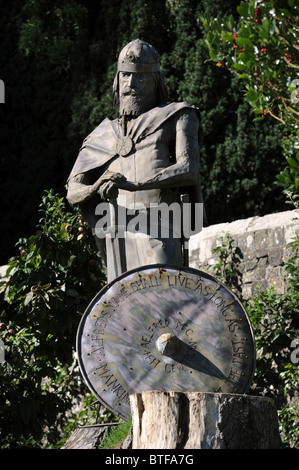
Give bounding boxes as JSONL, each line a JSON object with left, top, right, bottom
{"left": 99, "top": 416, "right": 132, "bottom": 449}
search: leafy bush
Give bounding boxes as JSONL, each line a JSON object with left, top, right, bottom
{"left": 209, "top": 230, "right": 299, "bottom": 448}
{"left": 246, "top": 231, "right": 299, "bottom": 447}
{"left": 1, "top": 191, "right": 298, "bottom": 448}
{"left": 201, "top": 0, "right": 299, "bottom": 209}
{"left": 0, "top": 190, "right": 108, "bottom": 448}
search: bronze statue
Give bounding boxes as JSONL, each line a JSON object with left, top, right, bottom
{"left": 67, "top": 39, "right": 204, "bottom": 282}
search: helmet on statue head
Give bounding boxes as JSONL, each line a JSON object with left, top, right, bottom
{"left": 113, "top": 39, "right": 167, "bottom": 108}
{"left": 117, "top": 39, "right": 160, "bottom": 73}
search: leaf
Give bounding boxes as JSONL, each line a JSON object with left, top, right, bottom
{"left": 209, "top": 49, "right": 220, "bottom": 61}
{"left": 249, "top": 2, "right": 255, "bottom": 18}
{"left": 232, "top": 62, "right": 248, "bottom": 70}
{"left": 237, "top": 1, "right": 249, "bottom": 18}
{"left": 240, "top": 24, "right": 250, "bottom": 38}
{"left": 259, "top": 30, "right": 270, "bottom": 41}
{"left": 235, "top": 37, "right": 252, "bottom": 46}
{"left": 245, "top": 89, "right": 257, "bottom": 102}
{"left": 205, "top": 11, "right": 210, "bottom": 23}
{"left": 66, "top": 289, "right": 79, "bottom": 297}
{"left": 24, "top": 291, "right": 34, "bottom": 306}
{"left": 228, "top": 14, "right": 235, "bottom": 29}
{"left": 21, "top": 399, "right": 37, "bottom": 425}
{"left": 262, "top": 18, "right": 270, "bottom": 34}
{"left": 221, "top": 32, "right": 233, "bottom": 41}
{"left": 216, "top": 14, "right": 222, "bottom": 26}
{"left": 236, "top": 52, "right": 247, "bottom": 62}
{"left": 276, "top": 174, "right": 286, "bottom": 182}
{"left": 269, "top": 18, "right": 276, "bottom": 36}
{"left": 287, "top": 157, "right": 299, "bottom": 169}
{"left": 41, "top": 283, "right": 51, "bottom": 290}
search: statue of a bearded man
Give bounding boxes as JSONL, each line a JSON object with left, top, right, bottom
{"left": 67, "top": 39, "right": 204, "bottom": 282}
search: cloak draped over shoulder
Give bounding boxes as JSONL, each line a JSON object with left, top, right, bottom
{"left": 67, "top": 102, "right": 206, "bottom": 225}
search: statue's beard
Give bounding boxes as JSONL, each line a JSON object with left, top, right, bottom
{"left": 119, "top": 94, "right": 149, "bottom": 116}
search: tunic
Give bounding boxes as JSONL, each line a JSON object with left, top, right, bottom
{"left": 67, "top": 102, "right": 205, "bottom": 282}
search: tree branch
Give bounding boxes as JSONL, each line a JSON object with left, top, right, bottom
{"left": 283, "top": 56, "right": 299, "bottom": 69}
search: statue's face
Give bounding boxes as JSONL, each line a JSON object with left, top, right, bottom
{"left": 119, "top": 72, "right": 157, "bottom": 116}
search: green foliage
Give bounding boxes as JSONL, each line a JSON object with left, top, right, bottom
{"left": 201, "top": 0, "right": 299, "bottom": 128}
{"left": 276, "top": 143, "right": 299, "bottom": 209}
{"left": 278, "top": 364, "right": 299, "bottom": 446}
{"left": 210, "top": 229, "right": 299, "bottom": 448}
{"left": 19, "top": 0, "right": 87, "bottom": 68}
{"left": 201, "top": 0, "right": 299, "bottom": 208}
{"left": 209, "top": 232, "right": 241, "bottom": 294}
{"left": 0, "top": 0, "right": 288, "bottom": 265}
{"left": 99, "top": 416, "right": 132, "bottom": 449}
{"left": 162, "top": 0, "right": 286, "bottom": 224}
{"left": 246, "top": 240, "right": 299, "bottom": 449}
{"left": 0, "top": 190, "right": 107, "bottom": 448}
{"left": 56, "top": 394, "right": 120, "bottom": 449}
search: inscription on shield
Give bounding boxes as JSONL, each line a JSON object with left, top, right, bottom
{"left": 77, "top": 265, "right": 256, "bottom": 419}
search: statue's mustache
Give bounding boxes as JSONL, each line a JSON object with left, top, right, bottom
{"left": 121, "top": 90, "right": 139, "bottom": 96}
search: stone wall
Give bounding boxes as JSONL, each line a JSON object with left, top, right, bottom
{"left": 1, "top": 210, "right": 298, "bottom": 301}
{"left": 189, "top": 210, "right": 299, "bottom": 300}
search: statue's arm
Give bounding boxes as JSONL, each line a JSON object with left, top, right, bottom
{"left": 137, "top": 109, "right": 200, "bottom": 190}
{"left": 66, "top": 172, "right": 99, "bottom": 206}
{"left": 75, "top": 109, "right": 201, "bottom": 201}
{"left": 66, "top": 170, "right": 127, "bottom": 206}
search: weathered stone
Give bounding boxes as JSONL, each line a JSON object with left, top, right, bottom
{"left": 272, "top": 227, "right": 285, "bottom": 246}
{"left": 239, "top": 258, "right": 258, "bottom": 273}
{"left": 268, "top": 249, "right": 283, "bottom": 267}
{"left": 242, "top": 284, "right": 253, "bottom": 299}
{"left": 189, "top": 210, "right": 299, "bottom": 300}
{"left": 243, "top": 266, "right": 268, "bottom": 283}
{"left": 254, "top": 247, "right": 271, "bottom": 259}
{"left": 266, "top": 266, "right": 285, "bottom": 294}
{"left": 257, "top": 256, "right": 268, "bottom": 267}
{"left": 237, "top": 233, "right": 254, "bottom": 252}
{"left": 254, "top": 230, "right": 272, "bottom": 251}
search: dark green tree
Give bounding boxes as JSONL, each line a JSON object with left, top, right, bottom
{"left": 0, "top": 0, "right": 287, "bottom": 264}
{"left": 161, "top": 0, "right": 287, "bottom": 223}
{"left": 0, "top": 0, "right": 88, "bottom": 264}
{"left": 201, "top": 0, "right": 299, "bottom": 210}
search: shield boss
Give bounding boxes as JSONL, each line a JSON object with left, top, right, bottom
{"left": 116, "top": 135, "right": 133, "bottom": 156}
{"left": 77, "top": 265, "right": 256, "bottom": 419}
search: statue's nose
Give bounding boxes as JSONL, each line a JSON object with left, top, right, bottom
{"left": 127, "top": 74, "right": 133, "bottom": 87}
{"left": 127, "top": 74, "right": 138, "bottom": 88}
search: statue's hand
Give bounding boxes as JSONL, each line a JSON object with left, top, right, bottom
{"left": 98, "top": 180, "right": 119, "bottom": 200}
{"left": 95, "top": 170, "right": 139, "bottom": 200}
{"left": 92, "top": 170, "right": 126, "bottom": 200}
{"left": 93, "top": 170, "right": 126, "bottom": 188}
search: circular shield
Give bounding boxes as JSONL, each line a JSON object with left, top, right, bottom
{"left": 77, "top": 265, "right": 256, "bottom": 419}
{"left": 116, "top": 136, "right": 133, "bottom": 157}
